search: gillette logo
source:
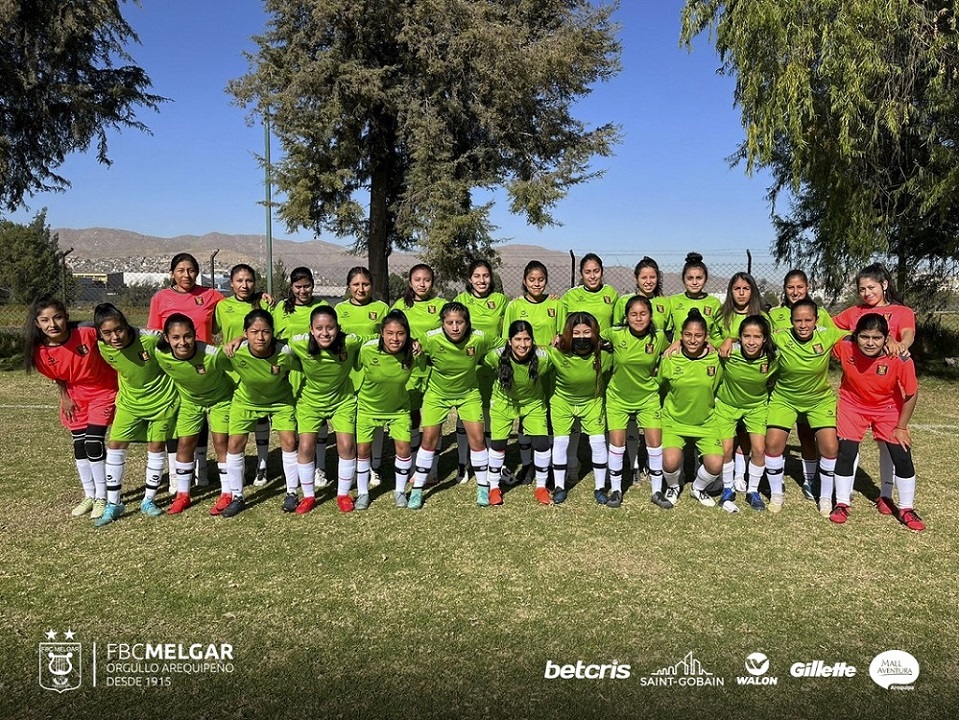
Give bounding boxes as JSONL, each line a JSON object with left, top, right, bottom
{"left": 790, "top": 660, "right": 857, "bottom": 678}
{"left": 544, "top": 660, "right": 631, "bottom": 680}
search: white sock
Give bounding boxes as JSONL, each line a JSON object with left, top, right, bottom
{"left": 552, "top": 435, "right": 570, "bottom": 489}
{"left": 315, "top": 425, "right": 328, "bottom": 473}
{"left": 394, "top": 456, "right": 412, "bottom": 493}
{"left": 878, "top": 442, "right": 895, "bottom": 498}
{"left": 608, "top": 444, "right": 625, "bottom": 493}
{"left": 167, "top": 451, "right": 177, "bottom": 477}
{"left": 218, "top": 466, "right": 229, "bottom": 494}
{"left": 533, "top": 449, "right": 550, "bottom": 487}
{"left": 412, "top": 448, "right": 434, "bottom": 489}
{"left": 470, "top": 449, "right": 489, "bottom": 486}
{"left": 105, "top": 448, "right": 126, "bottom": 504}
{"left": 734, "top": 451, "right": 747, "bottom": 484}
{"left": 341, "top": 457, "right": 358, "bottom": 495}
{"left": 722, "top": 460, "right": 735, "bottom": 490}
{"left": 589, "top": 435, "right": 608, "bottom": 490}
{"left": 834, "top": 473, "right": 854, "bottom": 506}
{"left": 255, "top": 421, "right": 269, "bottom": 470}
{"left": 647, "top": 445, "right": 664, "bottom": 494}
{"left": 90, "top": 458, "right": 107, "bottom": 500}
{"left": 765, "top": 454, "right": 785, "bottom": 495}
{"left": 75, "top": 458, "right": 95, "bottom": 498}
{"left": 355, "top": 457, "right": 370, "bottom": 496}
{"left": 747, "top": 462, "right": 764, "bottom": 493}
{"left": 174, "top": 460, "right": 195, "bottom": 495}
{"left": 819, "top": 456, "right": 836, "bottom": 503}
{"left": 693, "top": 464, "right": 718, "bottom": 491}
{"left": 488, "top": 449, "right": 506, "bottom": 490}
{"left": 664, "top": 468, "right": 681, "bottom": 491}
{"left": 802, "top": 458, "right": 817, "bottom": 484}
{"left": 282, "top": 450, "right": 299, "bottom": 493}
{"left": 144, "top": 451, "right": 165, "bottom": 500}
{"left": 226, "top": 452, "right": 245, "bottom": 497}
{"left": 297, "top": 462, "right": 315, "bottom": 498}
{"left": 896, "top": 474, "right": 917, "bottom": 509}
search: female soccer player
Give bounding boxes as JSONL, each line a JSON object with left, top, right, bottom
{"left": 25, "top": 295, "right": 118, "bottom": 519}
{"left": 667, "top": 253, "right": 722, "bottom": 340}
{"left": 354, "top": 310, "right": 416, "bottom": 508}
{"left": 155, "top": 314, "right": 234, "bottom": 515}
{"left": 453, "top": 259, "right": 508, "bottom": 483}
{"left": 94, "top": 303, "right": 180, "bottom": 526}
{"left": 714, "top": 315, "right": 777, "bottom": 512}
{"left": 220, "top": 310, "right": 301, "bottom": 518}
{"left": 546, "top": 312, "right": 611, "bottom": 504}
{"left": 765, "top": 299, "right": 847, "bottom": 514}
{"left": 614, "top": 256, "right": 670, "bottom": 332}
{"left": 335, "top": 266, "right": 390, "bottom": 487}
{"left": 657, "top": 309, "right": 724, "bottom": 509}
{"left": 483, "top": 320, "right": 553, "bottom": 505}
{"left": 829, "top": 314, "right": 923, "bottom": 530}
{"left": 215, "top": 263, "right": 272, "bottom": 485}
{"left": 408, "top": 302, "right": 501, "bottom": 509}
{"left": 288, "top": 306, "right": 364, "bottom": 513}
{"left": 559, "top": 253, "right": 619, "bottom": 332}
{"left": 601, "top": 295, "right": 668, "bottom": 508}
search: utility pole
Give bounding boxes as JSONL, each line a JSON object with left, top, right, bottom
{"left": 264, "top": 110, "right": 273, "bottom": 295}
{"left": 210, "top": 249, "right": 220, "bottom": 290}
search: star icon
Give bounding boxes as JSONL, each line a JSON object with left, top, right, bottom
{"left": 45, "top": 630, "right": 57, "bottom": 640}
{"left": 63, "top": 630, "right": 76, "bottom": 640}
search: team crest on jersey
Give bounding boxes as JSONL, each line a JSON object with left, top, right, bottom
{"left": 877, "top": 364, "right": 889, "bottom": 376}
{"left": 194, "top": 365, "right": 206, "bottom": 375}
{"left": 466, "top": 347, "right": 476, "bottom": 356}
{"left": 707, "top": 365, "right": 716, "bottom": 376}
{"left": 193, "top": 296, "right": 205, "bottom": 306}
{"left": 812, "top": 343, "right": 824, "bottom": 355}
{"left": 368, "top": 311, "right": 379, "bottom": 321}
{"left": 74, "top": 344, "right": 89, "bottom": 356}
{"left": 486, "top": 300, "right": 496, "bottom": 309}
{"left": 604, "top": 296, "right": 612, "bottom": 304}
{"left": 270, "top": 365, "right": 281, "bottom": 375}
{"left": 645, "top": 343, "right": 655, "bottom": 354}
{"left": 428, "top": 305, "right": 437, "bottom": 314}
{"left": 338, "top": 352, "right": 348, "bottom": 362}
{"left": 139, "top": 351, "right": 150, "bottom": 361}
{"left": 656, "top": 304, "right": 665, "bottom": 313}
{"left": 760, "top": 363, "right": 769, "bottom": 374}
{"left": 704, "top": 307, "right": 712, "bottom": 316}
{"left": 547, "top": 308, "right": 556, "bottom": 317}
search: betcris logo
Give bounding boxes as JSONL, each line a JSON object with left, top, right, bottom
{"left": 544, "top": 660, "right": 631, "bottom": 680}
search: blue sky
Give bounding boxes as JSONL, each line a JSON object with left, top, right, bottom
{"left": 8, "top": 1, "right": 779, "bottom": 267}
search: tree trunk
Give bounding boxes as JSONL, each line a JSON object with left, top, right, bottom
{"left": 368, "top": 163, "right": 390, "bottom": 302}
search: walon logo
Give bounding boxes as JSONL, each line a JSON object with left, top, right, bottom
{"left": 737, "top": 652, "right": 779, "bottom": 686}
{"left": 39, "top": 630, "right": 82, "bottom": 693}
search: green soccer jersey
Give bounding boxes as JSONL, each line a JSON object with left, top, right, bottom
{"left": 769, "top": 306, "right": 835, "bottom": 333}
{"left": 98, "top": 330, "right": 179, "bottom": 415}
{"left": 601, "top": 326, "right": 668, "bottom": 399}
{"left": 223, "top": 340, "right": 301, "bottom": 406}
{"left": 546, "top": 346, "right": 611, "bottom": 404}
{"left": 389, "top": 297, "right": 447, "bottom": 341}
{"left": 272, "top": 299, "right": 330, "bottom": 341}
{"left": 770, "top": 325, "right": 846, "bottom": 401}
{"left": 503, "top": 296, "right": 561, "bottom": 346}
{"left": 717, "top": 346, "right": 777, "bottom": 409}
{"left": 454, "top": 291, "right": 508, "bottom": 338}
{"left": 335, "top": 299, "right": 390, "bottom": 337}
{"left": 559, "top": 284, "right": 620, "bottom": 332}
{"left": 356, "top": 339, "right": 414, "bottom": 413}
{"left": 155, "top": 341, "right": 234, "bottom": 406}
{"left": 483, "top": 347, "right": 552, "bottom": 406}
{"left": 667, "top": 293, "right": 722, "bottom": 339}
{"left": 288, "top": 333, "right": 363, "bottom": 407}
{"left": 421, "top": 328, "right": 502, "bottom": 397}
{"left": 658, "top": 350, "right": 723, "bottom": 427}
{"left": 613, "top": 293, "right": 670, "bottom": 333}
{"left": 215, "top": 296, "right": 260, "bottom": 344}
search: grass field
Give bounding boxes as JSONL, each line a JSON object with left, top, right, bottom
{"left": 1, "top": 371, "right": 957, "bottom": 720}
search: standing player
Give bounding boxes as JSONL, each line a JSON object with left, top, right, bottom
{"left": 94, "top": 304, "right": 180, "bottom": 526}
{"left": 559, "top": 253, "right": 619, "bottom": 332}
{"left": 667, "top": 253, "right": 722, "bottom": 341}
{"left": 614, "top": 256, "right": 670, "bottom": 332}
{"left": 601, "top": 295, "right": 668, "bottom": 508}
{"left": 829, "top": 314, "right": 923, "bottom": 530}
{"left": 24, "top": 295, "right": 118, "bottom": 519}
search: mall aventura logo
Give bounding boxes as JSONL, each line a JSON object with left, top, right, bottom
{"left": 39, "top": 630, "right": 81, "bottom": 693}
{"left": 640, "top": 651, "right": 723, "bottom": 688}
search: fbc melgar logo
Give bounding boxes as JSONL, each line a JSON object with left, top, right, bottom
{"left": 39, "top": 630, "right": 81, "bottom": 693}
{"left": 544, "top": 660, "right": 631, "bottom": 680}
{"left": 870, "top": 650, "right": 919, "bottom": 690}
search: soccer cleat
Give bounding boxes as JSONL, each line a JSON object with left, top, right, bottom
{"left": 94, "top": 502, "right": 125, "bottom": 527}
{"left": 719, "top": 488, "right": 738, "bottom": 513}
{"left": 476, "top": 485, "right": 490, "bottom": 507}
{"left": 368, "top": 468, "right": 381, "bottom": 489}
{"left": 407, "top": 488, "right": 424, "bottom": 510}
{"left": 897, "top": 508, "right": 925, "bottom": 532}
{"left": 552, "top": 487, "right": 568, "bottom": 504}
{"left": 734, "top": 477, "right": 747, "bottom": 494}
{"left": 210, "top": 493, "right": 233, "bottom": 516}
{"left": 221, "top": 496, "right": 246, "bottom": 518}
{"left": 168, "top": 493, "right": 191, "bottom": 515}
{"left": 534, "top": 487, "right": 552, "bottom": 505}
{"left": 691, "top": 487, "right": 716, "bottom": 507}
{"left": 457, "top": 463, "right": 470, "bottom": 485}
{"left": 253, "top": 468, "right": 269, "bottom": 487}
{"left": 91, "top": 499, "right": 108, "bottom": 520}
{"left": 829, "top": 503, "right": 850, "bottom": 524}
{"left": 818, "top": 498, "right": 833, "bottom": 518}
{"left": 314, "top": 469, "right": 330, "bottom": 489}
{"left": 594, "top": 488, "right": 609, "bottom": 505}
{"left": 139, "top": 498, "right": 163, "bottom": 518}
{"left": 650, "top": 491, "right": 674, "bottom": 510}
{"left": 489, "top": 488, "right": 503, "bottom": 506}
{"left": 663, "top": 485, "right": 681, "bottom": 506}
{"left": 295, "top": 497, "right": 317, "bottom": 514}
{"left": 282, "top": 493, "right": 299, "bottom": 513}
{"left": 768, "top": 493, "right": 784, "bottom": 514}
{"left": 354, "top": 493, "right": 370, "bottom": 511}
{"left": 72, "top": 497, "right": 95, "bottom": 517}
{"left": 393, "top": 491, "right": 408, "bottom": 508}
{"left": 607, "top": 490, "right": 623, "bottom": 508}
{"left": 745, "top": 492, "right": 766, "bottom": 511}
{"left": 336, "top": 494, "right": 355, "bottom": 513}
{"left": 801, "top": 480, "right": 816, "bottom": 501}
{"left": 876, "top": 495, "right": 898, "bottom": 516}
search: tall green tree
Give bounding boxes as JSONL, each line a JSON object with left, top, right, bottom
{"left": 230, "top": 0, "right": 621, "bottom": 300}
{"left": 0, "top": 0, "right": 162, "bottom": 212}
{"left": 0, "top": 211, "right": 65, "bottom": 303}
{"left": 682, "top": 1, "right": 959, "bottom": 301}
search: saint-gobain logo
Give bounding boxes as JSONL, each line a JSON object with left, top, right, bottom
{"left": 39, "top": 631, "right": 81, "bottom": 693}
{"left": 745, "top": 652, "right": 769, "bottom": 676}
{"left": 870, "top": 650, "right": 919, "bottom": 690}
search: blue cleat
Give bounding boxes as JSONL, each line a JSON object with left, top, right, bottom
{"left": 745, "top": 492, "right": 766, "bottom": 511}
{"left": 94, "top": 502, "right": 126, "bottom": 527}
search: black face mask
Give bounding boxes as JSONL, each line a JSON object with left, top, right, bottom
{"left": 572, "top": 337, "right": 593, "bottom": 355}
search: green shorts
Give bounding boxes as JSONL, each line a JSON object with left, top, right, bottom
{"left": 176, "top": 397, "right": 231, "bottom": 437}
{"left": 766, "top": 392, "right": 836, "bottom": 431}
{"left": 296, "top": 394, "right": 357, "bottom": 436}
{"left": 661, "top": 416, "right": 723, "bottom": 455}
{"left": 606, "top": 393, "right": 662, "bottom": 432}
{"left": 711, "top": 397, "right": 767, "bottom": 438}
{"left": 356, "top": 408, "right": 412, "bottom": 444}
{"left": 550, "top": 395, "right": 605, "bottom": 436}
{"left": 110, "top": 401, "right": 178, "bottom": 443}
{"left": 421, "top": 387, "right": 484, "bottom": 427}
{"left": 489, "top": 398, "right": 549, "bottom": 441}
{"left": 230, "top": 399, "right": 297, "bottom": 434}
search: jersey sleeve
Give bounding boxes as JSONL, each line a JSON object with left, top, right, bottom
{"left": 832, "top": 306, "right": 855, "bottom": 331}
{"left": 147, "top": 291, "right": 163, "bottom": 332}
{"left": 897, "top": 358, "right": 918, "bottom": 397}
